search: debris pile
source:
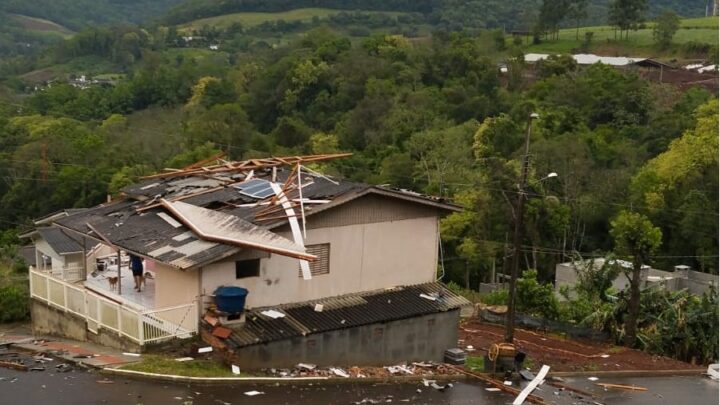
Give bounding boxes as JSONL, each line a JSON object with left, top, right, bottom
{"left": 261, "top": 361, "right": 460, "bottom": 379}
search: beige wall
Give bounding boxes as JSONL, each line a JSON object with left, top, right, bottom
{"left": 34, "top": 238, "right": 64, "bottom": 268}
{"left": 201, "top": 216, "right": 439, "bottom": 308}
{"left": 155, "top": 263, "right": 200, "bottom": 307}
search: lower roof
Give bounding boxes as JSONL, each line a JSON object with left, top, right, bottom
{"left": 206, "top": 282, "right": 470, "bottom": 349}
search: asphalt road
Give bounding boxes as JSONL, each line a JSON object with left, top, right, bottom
{"left": 1, "top": 359, "right": 717, "bottom": 405}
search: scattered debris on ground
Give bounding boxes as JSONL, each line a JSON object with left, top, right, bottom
{"left": 459, "top": 319, "right": 700, "bottom": 372}
{"left": 260, "top": 361, "right": 461, "bottom": 379}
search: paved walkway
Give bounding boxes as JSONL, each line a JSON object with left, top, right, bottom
{"left": 0, "top": 322, "right": 140, "bottom": 369}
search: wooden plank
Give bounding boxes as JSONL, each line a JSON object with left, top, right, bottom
{"left": 449, "top": 366, "right": 547, "bottom": 405}
{"left": 596, "top": 383, "right": 648, "bottom": 391}
{"left": 140, "top": 153, "right": 352, "bottom": 180}
{"left": 270, "top": 183, "right": 311, "bottom": 280}
{"left": 513, "top": 365, "right": 550, "bottom": 405}
{"left": 0, "top": 360, "right": 28, "bottom": 371}
{"left": 182, "top": 151, "right": 227, "bottom": 170}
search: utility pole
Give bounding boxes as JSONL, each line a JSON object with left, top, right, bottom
{"left": 504, "top": 112, "right": 538, "bottom": 343}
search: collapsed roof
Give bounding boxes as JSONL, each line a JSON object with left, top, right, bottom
{"left": 47, "top": 154, "right": 459, "bottom": 271}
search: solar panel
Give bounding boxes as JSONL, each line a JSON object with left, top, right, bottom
{"left": 235, "top": 179, "right": 276, "bottom": 199}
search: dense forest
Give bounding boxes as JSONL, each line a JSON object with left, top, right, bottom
{"left": 0, "top": 21, "right": 717, "bottom": 284}
{"left": 163, "top": 0, "right": 708, "bottom": 29}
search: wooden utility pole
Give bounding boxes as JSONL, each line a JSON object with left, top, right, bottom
{"left": 505, "top": 112, "right": 538, "bottom": 343}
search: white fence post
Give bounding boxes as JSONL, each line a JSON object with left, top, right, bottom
{"left": 138, "top": 313, "right": 144, "bottom": 345}
{"left": 117, "top": 305, "right": 122, "bottom": 337}
{"left": 45, "top": 275, "right": 50, "bottom": 304}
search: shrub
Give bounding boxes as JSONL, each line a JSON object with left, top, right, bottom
{"left": 516, "top": 270, "right": 560, "bottom": 319}
{"left": 0, "top": 284, "right": 29, "bottom": 323}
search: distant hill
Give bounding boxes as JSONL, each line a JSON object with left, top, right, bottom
{"left": 10, "top": 14, "right": 74, "bottom": 37}
{"left": 0, "top": 0, "right": 185, "bottom": 30}
{"left": 163, "top": 0, "right": 709, "bottom": 29}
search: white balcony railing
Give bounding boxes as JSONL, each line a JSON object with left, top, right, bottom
{"left": 29, "top": 268, "right": 197, "bottom": 346}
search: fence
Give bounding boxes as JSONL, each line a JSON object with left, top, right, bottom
{"left": 29, "top": 268, "right": 197, "bottom": 346}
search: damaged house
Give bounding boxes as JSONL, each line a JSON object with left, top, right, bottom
{"left": 25, "top": 154, "right": 470, "bottom": 367}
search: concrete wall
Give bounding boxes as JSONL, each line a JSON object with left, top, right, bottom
{"left": 155, "top": 263, "right": 200, "bottom": 308}
{"left": 201, "top": 215, "right": 439, "bottom": 308}
{"left": 224, "top": 310, "right": 460, "bottom": 369}
{"left": 556, "top": 261, "right": 719, "bottom": 297}
{"left": 31, "top": 299, "right": 86, "bottom": 341}
{"left": 31, "top": 299, "right": 141, "bottom": 352}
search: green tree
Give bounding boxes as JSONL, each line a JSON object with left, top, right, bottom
{"left": 568, "top": 0, "right": 589, "bottom": 40}
{"left": 608, "top": 0, "right": 648, "bottom": 40}
{"left": 610, "top": 211, "right": 662, "bottom": 346}
{"left": 653, "top": 11, "right": 680, "bottom": 49}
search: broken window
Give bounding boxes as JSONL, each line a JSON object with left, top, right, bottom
{"left": 299, "top": 244, "right": 330, "bottom": 277}
{"left": 236, "top": 258, "right": 260, "bottom": 278}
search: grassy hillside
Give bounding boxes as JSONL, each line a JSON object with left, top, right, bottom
{"left": 10, "top": 14, "right": 73, "bottom": 38}
{"left": 1, "top": 0, "right": 184, "bottom": 30}
{"left": 526, "top": 16, "right": 718, "bottom": 56}
{"left": 180, "top": 8, "right": 407, "bottom": 31}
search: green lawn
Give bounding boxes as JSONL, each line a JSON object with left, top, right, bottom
{"left": 525, "top": 16, "right": 718, "bottom": 56}
{"left": 10, "top": 14, "right": 74, "bottom": 38}
{"left": 180, "top": 8, "right": 407, "bottom": 31}
{"left": 120, "top": 354, "right": 248, "bottom": 377}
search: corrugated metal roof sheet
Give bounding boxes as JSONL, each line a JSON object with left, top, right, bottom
{"left": 213, "top": 282, "right": 471, "bottom": 348}
{"left": 524, "top": 53, "right": 647, "bottom": 66}
{"left": 36, "top": 227, "right": 94, "bottom": 254}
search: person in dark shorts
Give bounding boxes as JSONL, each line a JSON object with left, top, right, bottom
{"left": 129, "top": 254, "right": 144, "bottom": 292}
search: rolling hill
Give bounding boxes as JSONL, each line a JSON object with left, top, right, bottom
{"left": 10, "top": 14, "right": 74, "bottom": 38}
{"left": 0, "top": 0, "right": 185, "bottom": 30}
{"left": 179, "top": 8, "right": 408, "bottom": 31}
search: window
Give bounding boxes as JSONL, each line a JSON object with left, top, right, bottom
{"left": 236, "top": 259, "right": 260, "bottom": 279}
{"left": 299, "top": 244, "right": 330, "bottom": 277}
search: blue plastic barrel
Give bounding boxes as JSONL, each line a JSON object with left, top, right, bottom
{"left": 214, "top": 286, "right": 249, "bottom": 314}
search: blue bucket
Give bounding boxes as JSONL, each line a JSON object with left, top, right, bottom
{"left": 214, "top": 286, "right": 249, "bottom": 314}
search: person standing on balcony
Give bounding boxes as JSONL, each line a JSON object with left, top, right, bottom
{"left": 129, "top": 254, "right": 144, "bottom": 292}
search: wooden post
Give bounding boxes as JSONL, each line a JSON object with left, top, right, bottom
{"left": 117, "top": 250, "right": 122, "bottom": 295}
{"left": 82, "top": 237, "right": 88, "bottom": 280}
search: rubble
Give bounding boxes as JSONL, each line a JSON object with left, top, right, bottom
{"left": 260, "top": 361, "right": 460, "bottom": 379}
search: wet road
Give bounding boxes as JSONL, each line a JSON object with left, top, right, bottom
{"left": 1, "top": 364, "right": 717, "bottom": 405}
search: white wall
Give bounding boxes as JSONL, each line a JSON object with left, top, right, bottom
{"left": 201, "top": 216, "right": 439, "bottom": 308}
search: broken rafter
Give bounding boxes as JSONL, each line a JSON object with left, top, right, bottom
{"left": 135, "top": 185, "right": 228, "bottom": 213}
{"left": 140, "top": 153, "right": 352, "bottom": 180}
{"left": 181, "top": 151, "right": 227, "bottom": 171}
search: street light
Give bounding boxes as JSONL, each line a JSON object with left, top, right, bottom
{"left": 504, "top": 112, "right": 539, "bottom": 344}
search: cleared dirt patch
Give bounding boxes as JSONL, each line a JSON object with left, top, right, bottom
{"left": 10, "top": 14, "right": 73, "bottom": 36}
{"left": 459, "top": 319, "right": 698, "bottom": 372}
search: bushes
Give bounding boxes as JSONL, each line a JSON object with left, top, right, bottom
{"left": 515, "top": 270, "right": 560, "bottom": 319}
{"left": 0, "top": 284, "right": 29, "bottom": 323}
{"left": 635, "top": 286, "right": 718, "bottom": 364}
{"left": 470, "top": 270, "right": 560, "bottom": 319}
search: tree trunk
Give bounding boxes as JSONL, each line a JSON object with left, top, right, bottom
{"left": 624, "top": 260, "right": 643, "bottom": 346}
{"left": 576, "top": 22, "right": 580, "bottom": 40}
{"left": 464, "top": 261, "right": 470, "bottom": 290}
